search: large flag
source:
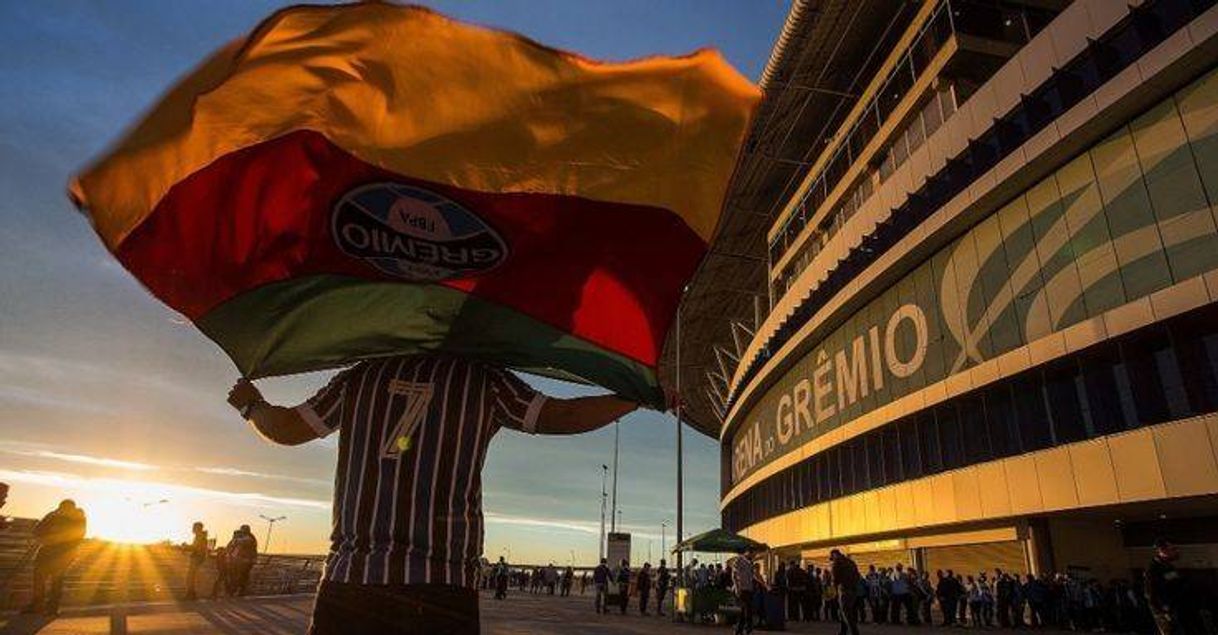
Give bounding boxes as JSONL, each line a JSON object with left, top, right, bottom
{"left": 70, "top": 3, "right": 758, "bottom": 406}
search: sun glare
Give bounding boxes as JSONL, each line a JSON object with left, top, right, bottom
{"left": 80, "top": 486, "right": 186, "bottom": 545}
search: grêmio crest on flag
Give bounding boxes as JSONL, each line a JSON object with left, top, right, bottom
{"left": 332, "top": 183, "right": 509, "bottom": 282}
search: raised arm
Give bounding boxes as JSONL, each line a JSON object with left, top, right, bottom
{"left": 227, "top": 379, "right": 318, "bottom": 446}
{"left": 533, "top": 395, "right": 640, "bottom": 435}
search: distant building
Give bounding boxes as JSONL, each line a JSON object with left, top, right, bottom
{"left": 676, "top": 0, "right": 1218, "bottom": 577}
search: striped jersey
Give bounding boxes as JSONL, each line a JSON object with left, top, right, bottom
{"left": 297, "top": 355, "right": 546, "bottom": 587}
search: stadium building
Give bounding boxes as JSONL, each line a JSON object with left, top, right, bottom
{"left": 669, "top": 0, "right": 1218, "bottom": 579}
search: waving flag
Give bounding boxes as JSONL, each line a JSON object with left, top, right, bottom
{"left": 70, "top": 3, "right": 758, "bottom": 405}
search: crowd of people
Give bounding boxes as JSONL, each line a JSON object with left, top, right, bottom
{"left": 482, "top": 555, "right": 675, "bottom": 618}
{"left": 716, "top": 541, "right": 1208, "bottom": 635}
{"left": 182, "top": 520, "right": 260, "bottom": 600}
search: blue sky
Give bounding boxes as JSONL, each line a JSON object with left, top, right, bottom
{"left": 0, "top": 0, "right": 787, "bottom": 563}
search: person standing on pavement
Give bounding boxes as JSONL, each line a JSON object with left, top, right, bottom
{"left": 830, "top": 549, "right": 861, "bottom": 635}
{"left": 228, "top": 355, "right": 646, "bottom": 634}
{"left": 493, "top": 557, "right": 509, "bottom": 600}
{"left": 787, "top": 559, "right": 806, "bottom": 622}
{"left": 23, "top": 500, "right": 87, "bottom": 616}
{"left": 593, "top": 557, "right": 612, "bottom": 614}
{"left": 1145, "top": 538, "right": 1200, "bottom": 635}
{"left": 638, "top": 562, "right": 653, "bottom": 615}
{"left": 227, "top": 525, "right": 259, "bottom": 596}
{"left": 728, "top": 549, "right": 756, "bottom": 635}
{"left": 888, "top": 563, "right": 914, "bottom": 625}
{"left": 616, "top": 558, "right": 632, "bottom": 615}
{"left": 656, "top": 559, "right": 670, "bottom": 616}
{"left": 185, "top": 521, "right": 209, "bottom": 600}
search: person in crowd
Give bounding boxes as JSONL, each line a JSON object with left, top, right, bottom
{"left": 956, "top": 572, "right": 969, "bottom": 626}
{"left": 1145, "top": 538, "right": 1200, "bottom": 635}
{"left": 728, "top": 549, "right": 756, "bottom": 635}
{"left": 774, "top": 560, "right": 789, "bottom": 622}
{"left": 996, "top": 569, "right": 1014, "bottom": 627}
{"left": 561, "top": 565, "right": 574, "bottom": 597}
{"left": 580, "top": 570, "right": 589, "bottom": 595}
{"left": 788, "top": 559, "right": 807, "bottom": 622}
{"left": 593, "top": 557, "right": 611, "bottom": 614}
{"left": 210, "top": 545, "right": 230, "bottom": 599}
{"left": 936, "top": 569, "right": 962, "bottom": 626}
{"left": 1024, "top": 572, "right": 1049, "bottom": 627}
{"left": 808, "top": 563, "right": 824, "bottom": 621}
{"left": 656, "top": 559, "right": 670, "bottom": 617}
{"left": 185, "top": 521, "right": 209, "bottom": 601}
{"left": 544, "top": 562, "right": 557, "bottom": 595}
{"left": 226, "top": 524, "right": 258, "bottom": 597}
{"left": 865, "top": 565, "right": 883, "bottom": 624}
{"left": 752, "top": 561, "right": 770, "bottom": 629}
{"left": 889, "top": 563, "right": 916, "bottom": 625}
{"left": 616, "top": 558, "right": 632, "bottom": 616}
{"left": 831, "top": 549, "right": 861, "bottom": 635}
{"left": 0, "top": 482, "right": 10, "bottom": 531}
{"left": 493, "top": 556, "right": 509, "bottom": 600}
{"left": 227, "top": 355, "right": 643, "bottom": 634}
{"left": 823, "top": 568, "right": 840, "bottom": 623}
{"left": 637, "top": 562, "right": 652, "bottom": 615}
{"left": 967, "top": 574, "right": 984, "bottom": 627}
{"left": 23, "top": 500, "right": 87, "bottom": 616}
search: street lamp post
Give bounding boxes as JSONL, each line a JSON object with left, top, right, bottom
{"left": 259, "top": 514, "right": 286, "bottom": 554}
{"left": 661, "top": 520, "right": 668, "bottom": 557}
{"left": 599, "top": 464, "right": 608, "bottom": 561}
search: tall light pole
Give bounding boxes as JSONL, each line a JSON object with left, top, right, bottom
{"left": 599, "top": 464, "right": 608, "bottom": 560}
{"left": 610, "top": 421, "right": 620, "bottom": 533}
{"left": 259, "top": 514, "right": 286, "bottom": 554}
{"left": 661, "top": 520, "right": 668, "bottom": 557}
{"left": 675, "top": 299, "right": 685, "bottom": 586}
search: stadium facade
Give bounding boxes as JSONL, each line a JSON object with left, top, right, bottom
{"left": 684, "top": 0, "right": 1218, "bottom": 579}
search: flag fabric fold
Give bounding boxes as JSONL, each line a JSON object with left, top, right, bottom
{"left": 70, "top": 3, "right": 759, "bottom": 406}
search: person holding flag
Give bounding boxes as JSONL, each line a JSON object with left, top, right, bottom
{"left": 228, "top": 356, "right": 646, "bottom": 633}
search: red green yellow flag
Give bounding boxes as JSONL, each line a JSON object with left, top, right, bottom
{"left": 69, "top": 3, "right": 759, "bottom": 405}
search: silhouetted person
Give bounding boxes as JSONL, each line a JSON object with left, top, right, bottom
{"left": 211, "top": 546, "right": 230, "bottom": 599}
{"left": 0, "top": 482, "right": 10, "bottom": 531}
{"left": 593, "top": 557, "right": 611, "bottom": 614}
{"left": 493, "top": 557, "right": 509, "bottom": 600}
{"left": 831, "top": 549, "right": 861, "bottom": 635}
{"left": 729, "top": 549, "right": 757, "bottom": 635}
{"left": 227, "top": 525, "right": 258, "bottom": 596}
{"left": 616, "top": 559, "right": 632, "bottom": 615}
{"left": 228, "top": 355, "right": 641, "bottom": 634}
{"left": 24, "top": 500, "right": 86, "bottom": 616}
{"left": 1146, "top": 538, "right": 1201, "bottom": 635}
{"left": 185, "top": 521, "right": 209, "bottom": 600}
{"left": 656, "top": 559, "right": 670, "bottom": 616}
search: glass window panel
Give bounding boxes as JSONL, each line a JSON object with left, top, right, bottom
{"left": 959, "top": 395, "right": 992, "bottom": 464}
{"left": 919, "top": 410, "right": 944, "bottom": 475}
{"left": 1155, "top": 346, "right": 1192, "bottom": 420}
{"left": 883, "top": 424, "right": 902, "bottom": 484}
{"left": 1014, "top": 373, "right": 1053, "bottom": 451}
{"left": 901, "top": 416, "right": 923, "bottom": 478}
{"left": 1121, "top": 328, "right": 1174, "bottom": 425}
{"left": 984, "top": 382, "right": 1021, "bottom": 458}
{"left": 937, "top": 404, "right": 964, "bottom": 470}
{"left": 1044, "top": 359, "right": 1087, "bottom": 444}
{"left": 1080, "top": 343, "right": 1135, "bottom": 436}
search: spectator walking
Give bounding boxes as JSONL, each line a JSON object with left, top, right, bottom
{"left": 561, "top": 566, "right": 573, "bottom": 597}
{"left": 656, "top": 559, "right": 670, "bottom": 616}
{"left": 211, "top": 546, "right": 230, "bottom": 599}
{"left": 938, "top": 569, "right": 963, "bottom": 626}
{"left": 889, "top": 564, "right": 916, "bottom": 625}
{"left": 23, "top": 500, "right": 87, "bottom": 616}
{"left": 616, "top": 559, "right": 632, "bottom": 615}
{"left": 1145, "top": 538, "right": 1201, "bottom": 635}
{"left": 493, "top": 557, "right": 509, "bottom": 600}
{"left": 728, "top": 549, "right": 757, "bottom": 635}
{"left": 593, "top": 558, "right": 611, "bottom": 614}
{"left": 831, "top": 549, "right": 861, "bottom": 635}
{"left": 185, "top": 521, "right": 209, "bottom": 600}
{"left": 1024, "top": 573, "right": 1049, "bottom": 627}
{"left": 638, "top": 562, "right": 652, "bottom": 615}
{"left": 226, "top": 525, "right": 258, "bottom": 596}
{"left": 227, "top": 355, "right": 641, "bottom": 634}
{"left": 788, "top": 559, "right": 807, "bottom": 621}
{"left": 808, "top": 563, "right": 824, "bottom": 621}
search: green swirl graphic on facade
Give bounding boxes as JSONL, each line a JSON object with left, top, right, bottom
{"left": 730, "top": 68, "right": 1218, "bottom": 487}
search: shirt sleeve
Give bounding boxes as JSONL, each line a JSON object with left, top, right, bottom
{"left": 295, "top": 367, "right": 353, "bottom": 438}
{"left": 487, "top": 366, "right": 547, "bottom": 433}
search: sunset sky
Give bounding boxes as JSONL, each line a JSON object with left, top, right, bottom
{"left": 0, "top": 0, "right": 786, "bottom": 565}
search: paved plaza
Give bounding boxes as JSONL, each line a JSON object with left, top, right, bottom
{"left": 0, "top": 590, "right": 1045, "bottom": 635}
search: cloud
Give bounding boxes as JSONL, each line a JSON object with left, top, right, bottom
{"left": 194, "top": 466, "right": 330, "bottom": 487}
{"left": 483, "top": 511, "right": 667, "bottom": 541}
{"left": 1, "top": 448, "right": 156, "bottom": 471}
{"left": 0, "top": 468, "right": 330, "bottom": 511}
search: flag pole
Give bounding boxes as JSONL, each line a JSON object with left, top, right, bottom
{"left": 675, "top": 298, "right": 684, "bottom": 593}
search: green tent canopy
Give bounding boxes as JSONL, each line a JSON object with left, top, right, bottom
{"left": 672, "top": 528, "right": 768, "bottom": 554}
